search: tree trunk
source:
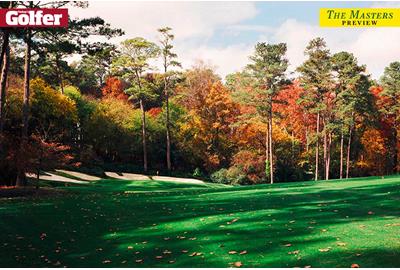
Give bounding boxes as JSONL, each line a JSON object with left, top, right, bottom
{"left": 346, "top": 126, "right": 352, "bottom": 179}
{"left": 22, "top": 30, "right": 32, "bottom": 139}
{"left": 0, "top": 43, "right": 10, "bottom": 133}
{"left": 140, "top": 99, "right": 148, "bottom": 173}
{"left": 323, "top": 118, "right": 327, "bottom": 180}
{"left": 340, "top": 130, "right": 344, "bottom": 179}
{"left": 325, "top": 132, "right": 331, "bottom": 180}
{"left": 265, "top": 123, "right": 269, "bottom": 180}
{"left": 268, "top": 110, "right": 274, "bottom": 184}
{"left": 315, "top": 112, "right": 320, "bottom": 181}
{"left": 17, "top": 30, "right": 32, "bottom": 187}
{"left": 305, "top": 126, "right": 309, "bottom": 152}
{"left": 56, "top": 57, "right": 64, "bottom": 94}
{"left": 165, "top": 76, "right": 171, "bottom": 173}
{"left": 393, "top": 126, "right": 398, "bottom": 174}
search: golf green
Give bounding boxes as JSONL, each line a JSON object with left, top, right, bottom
{"left": 1, "top": 176, "right": 399, "bottom": 267}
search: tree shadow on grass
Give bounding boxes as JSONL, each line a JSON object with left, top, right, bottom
{"left": 0, "top": 177, "right": 399, "bottom": 267}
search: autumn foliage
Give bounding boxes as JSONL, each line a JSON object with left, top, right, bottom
{"left": 101, "top": 77, "right": 128, "bottom": 101}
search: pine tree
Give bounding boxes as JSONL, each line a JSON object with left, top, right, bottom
{"left": 297, "top": 37, "right": 333, "bottom": 180}
{"left": 112, "top": 38, "right": 160, "bottom": 173}
{"left": 246, "top": 42, "right": 289, "bottom": 184}
{"left": 158, "top": 27, "right": 181, "bottom": 174}
{"left": 380, "top": 61, "right": 400, "bottom": 173}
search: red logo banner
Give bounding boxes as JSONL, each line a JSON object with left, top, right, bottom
{"left": 0, "top": 8, "right": 68, "bottom": 28}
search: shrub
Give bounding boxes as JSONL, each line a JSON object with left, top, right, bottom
{"left": 210, "top": 168, "right": 229, "bottom": 184}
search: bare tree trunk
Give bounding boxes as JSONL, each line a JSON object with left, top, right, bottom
{"left": 305, "top": 126, "right": 309, "bottom": 152}
{"left": 340, "top": 130, "right": 344, "bottom": 179}
{"left": 315, "top": 112, "right": 320, "bottom": 181}
{"left": 17, "top": 30, "right": 32, "bottom": 187}
{"left": 393, "top": 125, "right": 398, "bottom": 174}
{"left": 326, "top": 132, "right": 331, "bottom": 180}
{"left": 165, "top": 76, "right": 171, "bottom": 173}
{"left": 140, "top": 99, "right": 148, "bottom": 173}
{"left": 265, "top": 123, "right": 269, "bottom": 180}
{"left": 323, "top": 118, "right": 327, "bottom": 180}
{"left": 268, "top": 109, "right": 274, "bottom": 184}
{"left": 0, "top": 44, "right": 10, "bottom": 133}
{"left": 346, "top": 126, "right": 352, "bottom": 179}
{"left": 56, "top": 57, "right": 64, "bottom": 94}
{"left": 22, "top": 30, "right": 32, "bottom": 139}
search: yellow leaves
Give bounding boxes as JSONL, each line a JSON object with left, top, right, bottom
{"left": 31, "top": 78, "right": 78, "bottom": 123}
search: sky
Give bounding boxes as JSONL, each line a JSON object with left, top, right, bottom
{"left": 69, "top": 1, "right": 400, "bottom": 80}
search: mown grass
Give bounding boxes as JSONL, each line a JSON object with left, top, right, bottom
{"left": 0, "top": 175, "right": 399, "bottom": 267}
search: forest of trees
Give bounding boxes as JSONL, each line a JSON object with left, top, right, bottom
{"left": 0, "top": 2, "right": 399, "bottom": 186}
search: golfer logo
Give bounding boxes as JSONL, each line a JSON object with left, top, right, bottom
{"left": 0, "top": 8, "right": 68, "bottom": 28}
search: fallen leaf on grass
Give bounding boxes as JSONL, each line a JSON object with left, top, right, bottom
{"left": 181, "top": 250, "right": 188, "bottom": 253}
{"left": 229, "top": 251, "right": 238, "bottom": 254}
{"left": 368, "top": 211, "right": 374, "bottom": 215}
{"left": 155, "top": 255, "right": 163, "bottom": 259}
{"left": 319, "top": 247, "right": 331, "bottom": 252}
{"left": 234, "top": 261, "right": 243, "bottom": 267}
{"left": 351, "top": 263, "right": 360, "bottom": 268}
{"left": 169, "top": 260, "right": 175, "bottom": 264}
{"left": 135, "top": 259, "right": 143, "bottom": 263}
{"left": 288, "top": 250, "right": 300, "bottom": 255}
{"left": 189, "top": 252, "right": 202, "bottom": 257}
{"left": 239, "top": 250, "right": 247, "bottom": 255}
{"left": 102, "top": 260, "right": 111, "bottom": 264}
{"left": 283, "top": 243, "right": 292, "bottom": 247}
{"left": 127, "top": 246, "right": 133, "bottom": 250}
{"left": 337, "top": 242, "right": 346, "bottom": 247}
{"left": 384, "top": 223, "right": 400, "bottom": 227}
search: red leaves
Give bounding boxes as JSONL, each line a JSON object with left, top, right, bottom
{"left": 102, "top": 77, "right": 128, "bottom": 101}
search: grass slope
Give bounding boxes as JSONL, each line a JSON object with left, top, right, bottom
{"left": 0, "top": 176, "right": 399, "bottom": 267}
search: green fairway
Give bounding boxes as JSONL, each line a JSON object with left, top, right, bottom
{"left": 1, "top": 176, "right": 400, "bottom": 268}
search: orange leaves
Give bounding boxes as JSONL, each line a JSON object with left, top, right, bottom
{"left": 178, "top": 80, "right": 239, "bottom": 170}
{"left": 102, "top": 77, "right": 128, "bottom": 101}
{"left": 356, "top": 128, "right": 388, "bottom": 175}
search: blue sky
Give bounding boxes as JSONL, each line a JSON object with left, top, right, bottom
{"left": 70, "top": 1, "right": 400, "bottom": 79}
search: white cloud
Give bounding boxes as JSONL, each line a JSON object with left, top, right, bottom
{"left": 69, "top": 2, "right": 258, "bottom": 41}
{"left": 270, "top": 19, "right": 400, "bottom": 79}
{"left": 69, "top": 2, "right": 400, "bottom": 80}
{"left": 177, "top": 43, "right": 254, "bottom": 79}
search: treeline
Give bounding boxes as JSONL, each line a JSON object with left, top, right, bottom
{"left": 0, "top": 2, "right": 399, "bottom": 186}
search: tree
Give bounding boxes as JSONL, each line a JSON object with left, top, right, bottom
{"left": 0, "top": 1, "right": 13, "bottom": 133}
{"left": 179, "top": 81, "right": 238, "bottom": 170}
{"left": 158, "top": 27, "right": 181, "bottom": 173}
{"left": 112, "top": 38, "right": 160, "bottom": 173}
{"left": 246, "top": 42, "right": 289, "bottom": 184}
{"left": 332, "top": 52, "right": 371, "bottom": 179}
{"left": 380, "top": 61, "right": 400, "bottom": 173}
{"left": 297, "top": 37, "right": 333, "bottom": 180}
{"left": 15, "top": 0, "right": 119, "bottom": 186}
